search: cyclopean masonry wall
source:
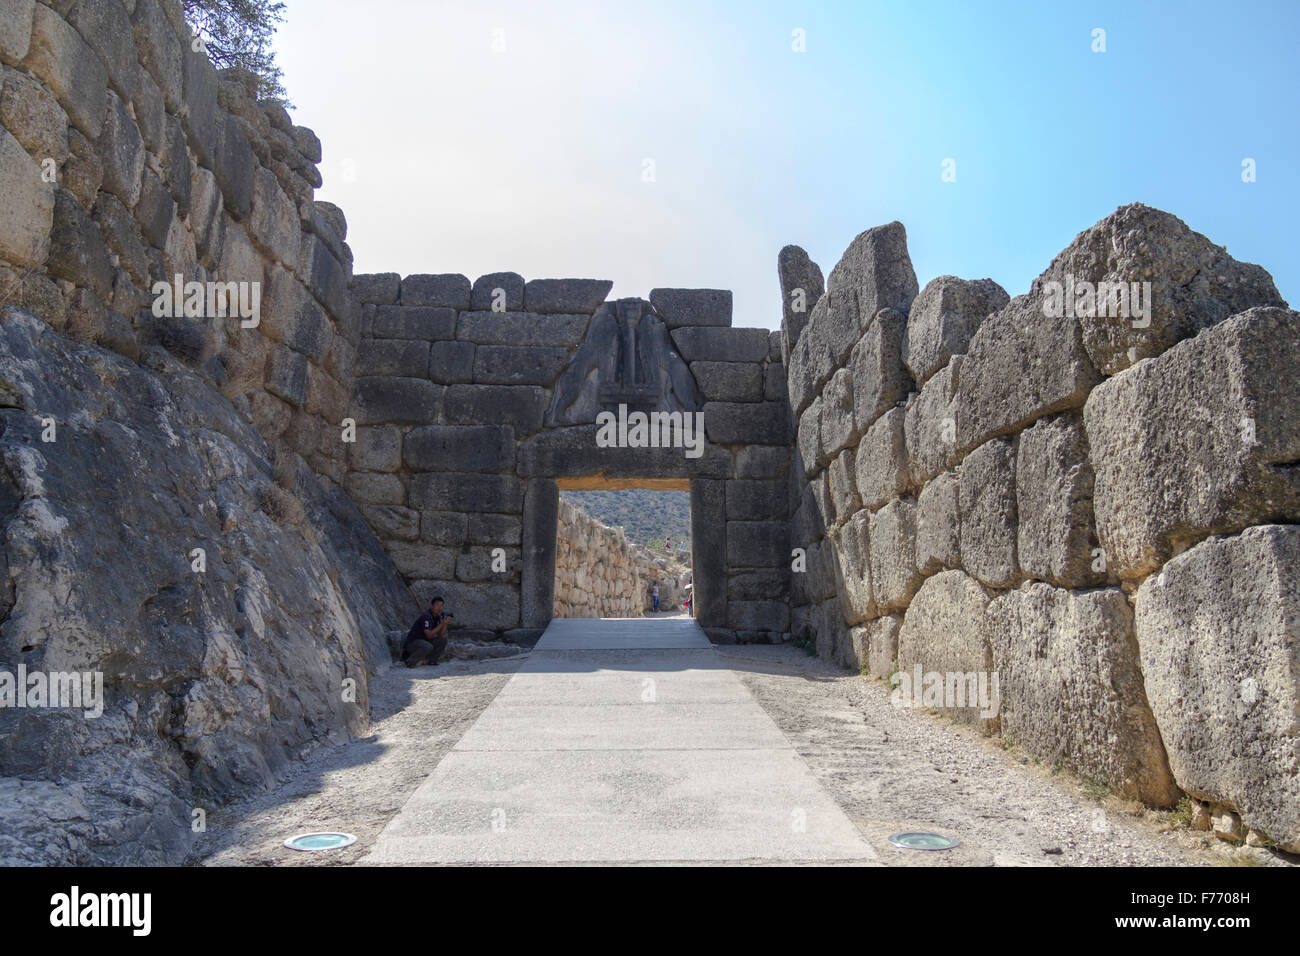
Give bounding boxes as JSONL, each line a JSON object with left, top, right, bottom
{"left": 781, "top": 204, "right": 1299, "bottom": 850}
{"left": 0, "top": 0, "right": 417, "bottom": 865}
{"left": 346, "top": 277, "right": 793, "bottom": 644}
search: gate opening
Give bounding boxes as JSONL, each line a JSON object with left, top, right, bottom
{"left": 553, "top": 483, "right": 693, "bottom": 620}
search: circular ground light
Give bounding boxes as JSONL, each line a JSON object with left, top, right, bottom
{"left": 283, "top": 832, "right": 357, "bottom": 852}
{"left": 887, "top": 831, "right": 961, "bottom": 851}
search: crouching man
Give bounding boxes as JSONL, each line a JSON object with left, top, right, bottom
{"left": 403, "top": 596, "right": 452, "bottom": 668}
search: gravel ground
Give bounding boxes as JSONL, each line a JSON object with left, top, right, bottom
{"left": 721, "top": 644, "right": 1295, "bottom": 868}
{"left": 197, "top": 641, "right": 1295, "bottom": 867}
{"left": 198, "top": 656, "right": 525, "bottom": 866}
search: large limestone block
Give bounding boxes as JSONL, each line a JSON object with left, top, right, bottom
{"left": 671, "top": 326, "right": 769, "bottom": 363}
{"left": 915, "top": 470, "right": 960, "bottom": 575}
{"left": 1016, "top": 414, "right": 1104, "bottom": 588}
{"left": 796, "top": 396, "right": 821, "bottom": 477}
{"left": 67, "top": 0, "right": 138, "bottom": 101}
{"left": 833, "top": 509, "right": 873, "bottom": 624}
{"left": 827, "top": 448, "right": 859, "bottom": 526}
{"left": 1035, "top": 204, "right": 1285, "bottom": 376}
{"left": 22, "top": 2, "right": 106, "bottom": 137}
{"left": 46, "top": 187, "right": 112, "bottom": 299}
{"left": 725, "top": 479, "right": 786, "bottom": 521}
{"left": 404, "top": 425, "right": 515, "bottom": 473}
{"left": 777, "top": 244, "right": 824, "bottom": 359}
{"left": 523, "top": 278, "right": 612, "bottom": 314}
{"left": 1135, "top": 525, "right": 1300, "bottom": 850}
{"left": 692, "top": 361, "right": 763, "bottom": 408}
{"left": 130, "top": 0, "right": 182, "bottom": 111}
{"left": 855, "top": 405, "right": 908, "bottom": 511}
{"left": 1085, "top": 307, "right": 1300, "bottom": 579}
{"left": 401, "top": 273, "right": 471, "bottom": 309}
{"left": 354, "top": 339, "right": 429, "bottom": 379}
{"left": 825, "top": 221, "right": 919, "bottom": 340}
{"left": 409, "top": 472, "right": 523, "bottom": 515}
{"left": 903, "top": 354, "right": 961, "bottom": 484}
{"left": 411, "top": 581, "right": 520, "bottom": 631}
{"left": 850, "top": 307, "right": 911, "bottom": 434}
{"left": 249, "top": 166, "right": 299, "bottom": 268}
{"left": 703, "top": 401, "right": 790, "bottom": 446}
{"left": 726, "top": 520, "right": 788, "bottom": 569}
{"left": 470, "top": 271, "right": 524, "bottom": 311}
{"left": 904, "top": 275, "right": 1009, "bottom": 385}
{"left": 959, "top": 437, "right": 1019, "bottom": 588}
{"left": 372, "top": 305, "right": 456, "bottom": 340}
{"left": 784, "top": 294, "right": 835, "bottom": 417}
{"left": 865, "top": 613, "right": 903, "bottom": 679}
{"left": 897, "top": 570, "right": 997, "bottom": 733}
{"left": 649, "top": 288, "right": 732, "bottom": 328}
{"left": 0, "top": 0, "right": 34, "bottom": 65}
{"left": 954, "top": 297, "right": 1101, "bottom": 454}
{"left": 443, "top": 384, "right": 545, "bottom": 433}
{"left": 987, "top": 583, "right": 1178, "bottom": 805}
{"left": 456, "top": 310, "right": 589, "bottom": 348}
{"left": 352, "top": 376, "right": 441, "bottom": 425}
{"left": 819, "top": 366, "right": 856, "bottom": 458}
{"left": 0, "top": 129, "right": 53, "bottom": 267}
{"left": 1, "top": 65, "right": 68, "bottom": 164}
{"left": 868, "top": 497, "right": 923, "bottom": 611}
{"left": 472, "top": 345, "right": 568, "bottom": 386}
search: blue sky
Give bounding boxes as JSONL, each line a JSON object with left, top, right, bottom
{"left": 274, "top": 0, "right": 1299, "bottom": 330}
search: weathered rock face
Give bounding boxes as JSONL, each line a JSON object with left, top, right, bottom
{"left": 903, "top": 275, "right": 1009, "bottom": 386}
{"left": 1084, "top": 306, "right": 1300, "bottom": 580}
{"left": 897, "top": 570, "right": 997, "bottom": 733}
{"left": 1134, "top": 526, "right": 1300, "bottom": 851}
{"left": 0, "top": 308, "right": 416, "bottom": 865}
{"left": 986, "top": 583, "right": 1177, "bottom": 805}
{"left": 1033, "top": 204, "right": 1285, "bottom": 376}
{"left": 786, "top": 204, "right": 1295, "bottom": 821}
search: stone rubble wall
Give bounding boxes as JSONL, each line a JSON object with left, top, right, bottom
{"left": 553, "top": 500, "right": 692, "bottom": 618}
{"left": 553, "top": 499, "right": 646, "bottom": 618}
{"left": 345, "top": 278, "right": 792, "bottom": 642}
{"left": 782, "top": 204, "right": 1298, "bottom": 848}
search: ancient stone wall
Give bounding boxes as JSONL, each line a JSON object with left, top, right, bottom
{"left": 0, "top": 0, "right": 416, "bottom": 865}
{"left": 782, "top": 204, "right": 1298, "bottom": 850}
{"left": 553, "top": 500, "right": 692, "bottom": 618}
{"left": 345, "top": 278, "right": 792, "bottom": 642}
{"left": 0, "top": 0, "right": 357, "bottom": 483}
{"left": 553, "top": 499, "right": 645, "bottom": 617}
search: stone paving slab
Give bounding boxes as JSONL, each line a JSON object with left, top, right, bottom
{"left": 366, "top": 618, "right": 877, "bottom": 864}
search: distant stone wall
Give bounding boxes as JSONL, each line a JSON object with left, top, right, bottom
{"left": 553, "top": 500, "right": 645, "bottom": 618}
{"left": 782, "top": 204, "right": 1299, "bottom": 850}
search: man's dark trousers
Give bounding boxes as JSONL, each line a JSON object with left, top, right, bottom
{"left": 404, "top": 633, "right": 447, "bottom": 667}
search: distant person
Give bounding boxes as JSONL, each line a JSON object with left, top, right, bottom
{"left": 403, "top": 596, "right": 453, "bottom": 668}
{"left": 664, "top": 537, "right": 672, "bottom": 553}
{"left": 651, "top": 583, "right": 660, "bottom": 612}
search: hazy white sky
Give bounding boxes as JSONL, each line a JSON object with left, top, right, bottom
{"left": 273, "top": 1, "right": 1300, "bottom": 331}
{"left": 275, "top": 0, "right": 788, "bottom": 326}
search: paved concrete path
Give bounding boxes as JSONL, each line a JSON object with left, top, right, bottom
{"left": 365, "top": 618, "right": 877, "bottom": 864}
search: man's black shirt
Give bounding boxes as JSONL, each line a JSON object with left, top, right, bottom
{"left": 404, "top": 611, "right": 445, "bottom": 651}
